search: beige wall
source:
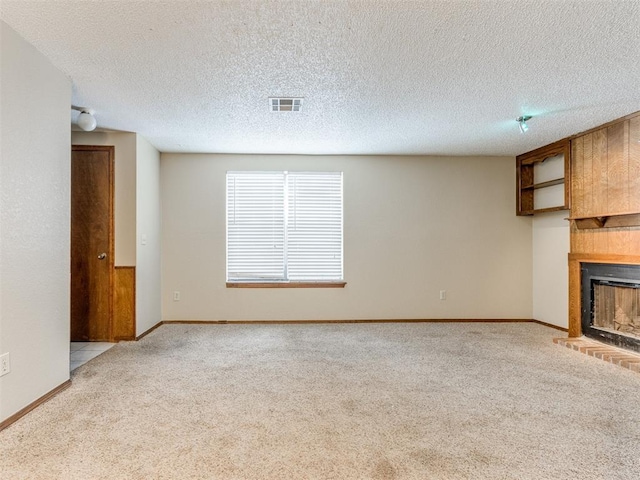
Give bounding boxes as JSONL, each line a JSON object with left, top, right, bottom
{"left": 161, "top": 154, "right": 532, "bottom": 321}
{"left": 532, "top": 212, "right": 569, "bottom": 328}
{"left": 71, "top": 131, "right": 137, "bottom": 266}
{"left": 135, "top": 135, "right": 162, "bottom": 335}
{"left": 0, "top": 21, "right": 71, "bottom": 421}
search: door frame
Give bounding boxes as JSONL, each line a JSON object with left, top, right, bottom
{"left": 71, "top": 144, "right": 116, "bottom": 341}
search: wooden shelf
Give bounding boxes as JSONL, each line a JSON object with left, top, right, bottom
{"left": 520, "top": 206, "right": 568, "bottom": 216}
{"left": 521, "top": 178, "right": 565, "bottom": 191}
{"left": 568, "top": 211, "right": 640, "bottom": 229}
{"left": 516, "top": 139, "right": 571, "bottom": 216}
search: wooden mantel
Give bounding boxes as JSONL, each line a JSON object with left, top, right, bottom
{"left": 569, "top": 211, "right": 640, "bottom": 230}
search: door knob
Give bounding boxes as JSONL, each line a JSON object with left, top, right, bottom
{"left": 97, "top": 253, "right": 107, "bottom": 260}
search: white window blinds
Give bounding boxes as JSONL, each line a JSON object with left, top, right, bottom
{"left": 286, "top": 172, "right": 343, "bottom": 280}
{"left": 227, "top": 171, "right": 343, "bottom": 282}
{"left": 227, "top": 172, "right": 285, "bottom": 281}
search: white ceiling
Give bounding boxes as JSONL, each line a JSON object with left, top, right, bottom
{"left": 2, "top": 1, "right": 639, "bottom": 156}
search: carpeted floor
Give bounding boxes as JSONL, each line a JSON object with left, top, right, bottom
{"left": 1, "top": 322, "right": 640, "bottom": 479}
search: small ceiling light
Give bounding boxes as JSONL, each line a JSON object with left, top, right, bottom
{"left": 72, "top": 105, "right": 97, "bottom": 131}
{"left": 269, "top": 97, "right": 303, "bottom": 112}
{"left": 516, "top": 115, "right": 532, "bottom": 134}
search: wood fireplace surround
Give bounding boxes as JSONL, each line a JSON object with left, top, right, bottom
{"left": 564, "top": 112, "right": 640, "bottom": 338}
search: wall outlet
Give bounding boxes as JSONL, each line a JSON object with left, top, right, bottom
{"left": 173, "top": 291, "right": 181, "bottom": 301}
{"left": 0, "top": 352, "right": 10, "bottom": 377}
{"left": 439, "top": 290, "right": 447, "bottom": 301}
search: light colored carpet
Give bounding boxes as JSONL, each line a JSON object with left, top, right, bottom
{"left": 2, "top": 323, "right": 640, "bottom": 479}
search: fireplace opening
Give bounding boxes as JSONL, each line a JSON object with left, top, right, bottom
{"left": 581, "top": 263, "right": 640, "bottom": 354}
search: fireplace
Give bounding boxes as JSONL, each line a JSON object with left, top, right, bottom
{"left": 581, "top": 263, "right": 640, "bottom": 354}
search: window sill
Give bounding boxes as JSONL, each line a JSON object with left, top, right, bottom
{"left": 226, "top": 281, "right": 347, "bottom": 289}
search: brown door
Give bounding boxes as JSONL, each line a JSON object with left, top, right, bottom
{"left": 70, "top": 145, "right": 114, "bottom": 341}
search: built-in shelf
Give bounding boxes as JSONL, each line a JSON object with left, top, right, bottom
{"left": 520, "top": 206, "right": 568, "bottom": 216}
{"left": 516, "top": 139, "right": 571, "bottom": 216}
{"left": 568, "top": 211, "right": 640, "bottom": 229}
{"left": 521, "top": 178, "right": 565, "bottom": 191}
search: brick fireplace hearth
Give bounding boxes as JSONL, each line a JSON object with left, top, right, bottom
{"left": 554, "top": 336, "right": 640, "bottom": 373}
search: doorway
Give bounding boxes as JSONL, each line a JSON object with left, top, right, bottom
{"left": 70, "top": 145, "right": 115, "bottom": 341}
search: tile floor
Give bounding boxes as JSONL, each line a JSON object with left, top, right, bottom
{"left": 70, "top": 342, "right": 115, "bottom": 371}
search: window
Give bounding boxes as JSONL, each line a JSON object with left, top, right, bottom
{"left": 226, "top": 171, "right": 343, "bottom": 285}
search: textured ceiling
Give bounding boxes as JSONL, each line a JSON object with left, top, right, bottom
{"left": 2, "top": 0, "right": 640, "bottom": 156}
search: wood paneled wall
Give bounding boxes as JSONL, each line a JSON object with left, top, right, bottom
{"left": 568, "top": 112, "right": 640, "bottom": 336}
{"left": 113, "top": 266, "right": 136, "bottom": 341}
{"left": 570, "top": 114, "right": 640, "bottom": 256}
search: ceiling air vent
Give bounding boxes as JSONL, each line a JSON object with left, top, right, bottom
{"left": 270, "top": 97, "right": 303, "bottom": 112}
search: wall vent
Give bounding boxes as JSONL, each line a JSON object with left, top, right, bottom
{"left": 269, "top": 97, "right": 303, "bottom": 112}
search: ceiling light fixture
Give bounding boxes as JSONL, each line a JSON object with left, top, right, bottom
{"left": 71, "top": 105, "right": 97, "bottom": 131}
{"left": 516, "top": 115, "right": 532, "bottom": 134}
{"left": 269, "top": 97, "right": 303, "bottom": 112}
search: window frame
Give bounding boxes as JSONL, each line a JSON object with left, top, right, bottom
{"left": 226, "top": 170, "right": 346, "bottom": 289}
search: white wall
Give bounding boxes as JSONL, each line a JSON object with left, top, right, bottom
{"left": 161, "top": 154, "right": 532, "bottom": 321}
{"left": 71, "top": 131, "right": 137, "bottom": 266}
{"left": 0, "top": 21, "right": 71, "bottom": 421}
{"left": 532, "top": 212, "right": 569, "bottom": 328}
{"left": 135, "top": 135, "right": 162, "bottom": 335}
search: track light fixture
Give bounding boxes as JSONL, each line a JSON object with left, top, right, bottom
{"left": 516, "top": 115, "right": 532, "bottom": 134}
{"left": 71, "top": 105, "right": 97, "bottom": 131}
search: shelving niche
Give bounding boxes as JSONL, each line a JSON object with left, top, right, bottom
{"left": 516, "top": 139, "right": 571, "bottom": 216}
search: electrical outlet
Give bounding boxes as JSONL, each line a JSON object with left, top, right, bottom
{"left": 0, "top": 353, "right": 10, "bottom": 377}
{"left": 439, "top": 290, "right": 447, "bottom": 301}
{"left": 173, "top": 291, "right": 181, "bottom": 301}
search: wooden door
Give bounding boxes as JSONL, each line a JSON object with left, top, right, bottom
{"left": 70, "top": 145, "right": 114, "bottom": 341}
